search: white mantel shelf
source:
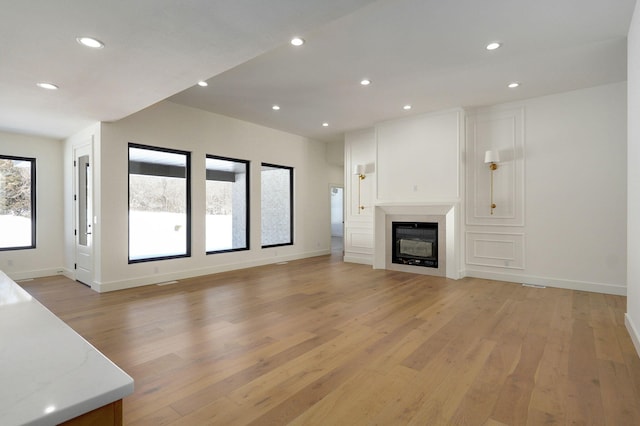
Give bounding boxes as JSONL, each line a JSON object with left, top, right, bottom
{"left": 0, "top": 271, "right": 134, "bottom": 426}
{"left": 374, "top": 201, "right": 459, "bottom": 213}
{"left": 373, "top": 202, "right": 461, "bottom": 279}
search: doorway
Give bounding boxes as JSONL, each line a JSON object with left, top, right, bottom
{"left": 74, "top": 144, "right": 93, "bottom": 286}
{"left": 330, "top": 185, "right": 344, "bottom": 255}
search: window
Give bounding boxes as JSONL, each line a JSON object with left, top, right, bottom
{"left": 261, "top": 163, "right": 293, "bottom": 247}
{"left": 206, "top": 155, "right": 249, "bottom": 253}
{"left": 0, "top": 155, "right": 36, "bottom": 250}
{"left": 128, "top": 144, "right": 190, "bottom": 262}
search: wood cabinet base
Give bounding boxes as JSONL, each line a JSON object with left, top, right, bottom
{"left": 59, "top": 399, "right": 122, "bottom": 426}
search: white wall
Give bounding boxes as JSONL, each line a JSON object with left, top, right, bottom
{"left": 326, "top": 140, "right": 344, "bottom": 167}
{"left": 93, "top": 101, "right": 334, "bottom": 291}
{"left": 526, "top": 84, "right": 627, "bottom": 290}
{"left": 0, "top": 131, "right": 64, "bottom": 279}
{"left": 626, "top": 1, "right": 640, "bottom": 354}
{"left": 466, "top": 83, "right": 627, "bottom": 295}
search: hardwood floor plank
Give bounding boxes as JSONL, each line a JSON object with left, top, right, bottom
{"left": 405, "top": 338, "right": 496, "bottom": 425}
{"left": 127, "top": 330, "right": 339, "bottom": 423}
{"left": 527, "top": 290, "right": 572, "bottom": 424}
{"left": 565, "top": 311, "right": 606, "bottom": 424}
{"left": 224, "top": 326, "right": 375, "bottom": 422}
{"left": 449, "top": 339, "right": 522, "bottom": 425}
{"left": 288, "top": 367, "right": 411, "bottom": 426}
{"left": 127, "top": 405, "right": 181, "bottom": 426}
{"left": 598, "top": 359, "right": 640, "bottom": 425}
{"left": 448, "top": 292, "right": 533, "bottom": 426}
{"left": 15, "top": 255, "right": 640, "bottom": 425}
{"left": 489, "top": 333, "right": 548, "bottom": 425}
{"left": 165, "top": 397, "right": 241, "bottom": 426}
{"left": 168, "top": 328, "right": 347, "bottom": 417}
{"left": 248, "top": 317, "right": 426, "bottom": 425}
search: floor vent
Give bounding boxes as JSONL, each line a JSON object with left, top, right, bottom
{"left": 522, "top": 283, "right": 546, "bottom": 289}
{"left": 156, "top": 280, "right": 179, "bottom": 286}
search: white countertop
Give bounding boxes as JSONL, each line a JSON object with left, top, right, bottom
{"left": 0, "top": 271, "right": 134, "bottom": 426}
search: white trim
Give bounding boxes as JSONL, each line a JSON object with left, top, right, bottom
{"left": 464, "top": 268, "right": 626, "bottom": 296}
{"left": 3, "top": 268, "right": 67, "bottom": 281}
{"left": 373, "top": 202, "right": 461, "bottom": 279}
{"left": 94, "top": 250, "right": 330, "bottom": 292}
{"left": 625, "top": 314, "right": 640, "bottom": 358}
{"left": 343, "top": 254, "right": 373, "bottom": 265}
{"left": 466, "top": 106, "right": 525, "bottom": 226}
{"left": 466, "top": 231, "right": 525, "bottom": 269}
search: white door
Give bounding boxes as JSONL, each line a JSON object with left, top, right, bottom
{"left": 330, "top": 185, "right": 344, "bottom": 254}
{"left": 74, "top": 144, "right": 93, "bottom": 286}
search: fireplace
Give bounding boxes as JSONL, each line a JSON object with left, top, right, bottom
{"left": 374, "top": 203, "right": 460, "bottom": 279}
{"left": 392, "top": 222, "right": 438, "bottom": 268}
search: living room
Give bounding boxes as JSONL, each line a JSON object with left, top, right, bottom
{"left": 1, "top": 0, "right": 640, "bottom": 424}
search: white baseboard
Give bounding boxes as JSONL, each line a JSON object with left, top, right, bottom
{"left": 625, "top": 314, "right": 640, "bottom": 359}
{"left": 4, "top": 267, "right": 67, "bottom": 282}
{"left": 343, "top": 253, "right": 373, "bottom": 265}
{"left": 463, "top": 268, "right": 626, "bottom": 296}
{"left": 95, "top": 249, "right": 331, "bottom": 293}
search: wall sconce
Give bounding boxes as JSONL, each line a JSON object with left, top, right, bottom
{"left": 484, "top": 150, "right": 500, "bottom": 215}
{"left": 353, "top": 164, "right": 366, "bottom": 213}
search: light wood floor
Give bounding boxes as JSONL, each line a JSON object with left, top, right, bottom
{"left": 19, "top": 255, "right": 640, "bottom": 425}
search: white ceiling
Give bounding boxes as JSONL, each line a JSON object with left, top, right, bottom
{"left": 1, "top": 0, "right": 636, "bottom": 143}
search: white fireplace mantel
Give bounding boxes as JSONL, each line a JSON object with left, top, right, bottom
{"left": 373, "top": 202, "right": 461, "bottom": 279}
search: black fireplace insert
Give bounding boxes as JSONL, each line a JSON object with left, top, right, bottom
{"left": 392, "top": 221, "right": 438, "bottom": 268}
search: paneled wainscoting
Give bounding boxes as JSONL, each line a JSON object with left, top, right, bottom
{"left": 19, "top": 255, "right": 640, "bottom": 425}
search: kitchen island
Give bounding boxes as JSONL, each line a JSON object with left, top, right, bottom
{"left": 0, "top": 271, "right": 133, "bottom": 425}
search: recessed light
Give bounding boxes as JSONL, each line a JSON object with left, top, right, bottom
{"left": 403, "top": 105, "right": 412, "bottom": 110}
{"left": 360, "top": 79, "right": 371, "bottom": 86}
{"left": 322, "top": 122, "right": 329, "bottom": 127}
{"left": 508, "top": 82, "right": 520, "bottom": 88}
{"left": 272, "top": 105, "right": 280, "bottom": 110}
{"left": 77, "top": 37, "right": 104, "bottom": 49}
{"left": 197, "top": 81, "right": 208, "bottom": 87}
{"left": 486, "top": 42, "right": 501, "bottom": 51}
{"left": 291, "top": 37, "right": 304, "bottom": 47}
{"left": 37, "top": 82, "right": 59, "bottom": 90}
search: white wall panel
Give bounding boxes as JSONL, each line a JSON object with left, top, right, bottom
{"left": 345, "top": 128, "right": 376, "bottom": 218}
{"left": 466, "top": 231, "right": 524, "bottom": 269}
{"left": 376, "top": 110, "right": 461, "bottom": 203}
{"left": 466, "top": 107, "right": 525, "bottom": 226}
{"left": 348, "top": 229, "right": 374, "bottom": 252}
{"left": 343, "top": 128, "right": 376, "bottom": 265}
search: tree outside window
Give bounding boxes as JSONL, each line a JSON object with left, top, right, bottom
{"left": 0, "top": 155, "right": 35, "bottom": 250}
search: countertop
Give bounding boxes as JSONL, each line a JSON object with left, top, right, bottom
{"left": 0, "top": 271, "right": 134, "bottom": 426}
